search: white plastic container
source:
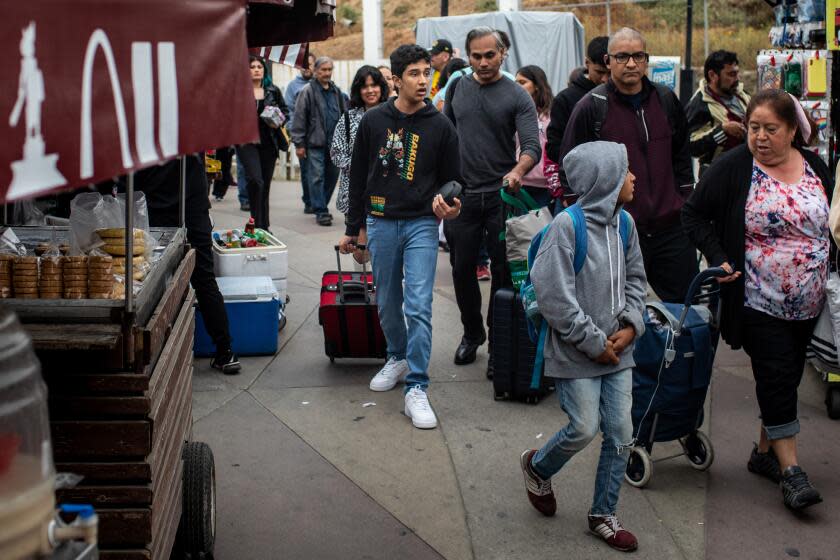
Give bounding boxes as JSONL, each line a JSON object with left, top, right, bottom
{"left": 0, "top": 308, "right": 56, "bottom": 560}
{"left": 212, "top": 230, "right": 288, "bottom": 285}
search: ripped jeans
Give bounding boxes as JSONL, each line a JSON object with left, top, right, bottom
{"left": 532, "top": 369, "right": 634, "bottom": 516}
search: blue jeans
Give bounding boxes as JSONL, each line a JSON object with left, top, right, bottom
{"left": 366, "top": 215, "right": 439, "bottom": 392}
{"left": 532, "top": 369, "right": 634, "bottom": 516}
{"left": 236, "top": 154, "right": 248, "bottom": 206}
{"left": 307, "top": 147, "right": 339, "bottom": 217}
{"left": 300, "top": 152, "right": 311, "bottom": 208}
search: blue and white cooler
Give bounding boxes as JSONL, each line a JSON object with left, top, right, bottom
{"left": 194, "top": 276, "right": 280, "bottom": 356}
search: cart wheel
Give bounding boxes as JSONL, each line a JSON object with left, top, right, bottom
{"left": 177, "top": 442, "right": 216, "bottom": 559}
{"left": 493, "top": 389, "right": 506, "bottom": 401}
{"left": 682, "top": 430, "right": 714, "bottom": 471}
{"left": 329, "top": 356, "right": 335, "bottom": 363}
{"left": 826, "top": 388, "right": 840, "bottom": 420}
{"left": 625, "top": 447, "right": 652, "bottom": 488}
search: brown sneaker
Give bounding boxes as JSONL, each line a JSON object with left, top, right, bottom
{"left": 519, "top": 449, "right": 556, "bottom": 516}
{"left": 588, "top": 515, "right": 638, "bottom": 552}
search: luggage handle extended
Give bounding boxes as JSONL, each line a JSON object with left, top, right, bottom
{"left": 333, "top": 244, "right": 372, "bottom": 304}
{"left": 675, "top": 267, "right": 729, "bottom": 332}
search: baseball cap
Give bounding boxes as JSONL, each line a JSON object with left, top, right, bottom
{"left": 430, "top": 39, "right": 453, "bottom": 55}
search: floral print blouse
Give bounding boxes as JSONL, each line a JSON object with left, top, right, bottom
{"left": 744, "top": 159, "right": 830, "bottom": 320}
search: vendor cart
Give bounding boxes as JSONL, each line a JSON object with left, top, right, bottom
{"left": 1, "top": 2, "right": 335, "bottom": 558}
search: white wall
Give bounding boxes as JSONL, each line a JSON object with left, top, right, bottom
{"left": 271, "top": 59, "right": 388, "bottom": 95}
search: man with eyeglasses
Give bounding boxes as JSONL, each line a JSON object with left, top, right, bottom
{"left": 443, "top": 26, "right": 541, "bottom": 372}
{"left": 559, "top": 27, "right": 697, "bottom": 304}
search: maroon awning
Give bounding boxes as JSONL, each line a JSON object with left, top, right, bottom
{"left": 1, "top": 1, "right": 259, "bottom": 203}
{"left": 246, "top": 0, "right": 335, "bottom": 47}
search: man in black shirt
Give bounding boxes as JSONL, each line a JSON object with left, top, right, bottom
{"left": 545, "top": 36, "right": 609, "bottom": 164}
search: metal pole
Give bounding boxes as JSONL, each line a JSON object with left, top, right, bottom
{"left": 606, "top": 0, "right": 611, "bottom": 35}
{"left": 179, "top": 156, "right": 186, "bottom": 228}
{"left": 680, "top": 0, "right": 695, "bottom": 104}
{"left": 703, "top": 0, "right": 709, "bottom": 59}
{"left": 441, "top": 0, "right": 448, "bottom": 16}
{"left": 125, "top": 173, "right": 134, "bottom": 313}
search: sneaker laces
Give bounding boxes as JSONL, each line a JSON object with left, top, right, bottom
{"left": 524, "top": 461, "right": 552, "bottom": 496}
{"left": 407, "top": 388, "right": 431, "bottom": 411}
{"left": 377, "top": 357, "right": 400, "bottom": 377}
{"left": 785, "top": 470, "right": 812, "bottom": 492}
{"left": 592, "top": 515, "right": 624, "bottom": 537}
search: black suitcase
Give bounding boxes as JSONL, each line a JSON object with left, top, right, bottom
{"left": 491, "top": 288, "right": 552, "bottom": 404}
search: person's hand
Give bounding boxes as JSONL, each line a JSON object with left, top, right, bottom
{"left": 502, "top": 171, "right": 523, "bottom": 193}
{"left": 595, "top": 340, "right": 621, "bottom": 365}
{"left": 338, "top": 235, "right": 358, "bottom": 254}
{"left": 722, "top": 121, "right": 746, "bottom": 139}
{"left": 608, "top": 326, "right": 636, "bottom": 354}
{"left": 296, "top": 147, "right": 307, "bottom": 160}
{"left": 432, "top": 194, "right": 462, "bottom": 220}
{"left": 717, "top": 262, "right": 741, "bottom": 283}
{"left": 353, "top": 229, "right": 370, "bottom": 264}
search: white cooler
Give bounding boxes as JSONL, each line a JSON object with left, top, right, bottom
{"left": 212, "top": 231, "right": 288, "bottom": 302}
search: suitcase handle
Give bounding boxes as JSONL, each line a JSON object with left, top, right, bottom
{"left": 333, "top": 245, "right": 371, "bottom": 304}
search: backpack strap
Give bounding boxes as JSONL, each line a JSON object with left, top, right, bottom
{"left": 618, "top": 209, "right": 631, "bottom": 254}
{"left": 344, "top": 110, "right": 351, "bottom": 147}
{"left": 530, "top": 321, "right": 548, "bottom": 390}
{"left": 564, "top": 203, "right": 588, "bottom": 274}
{"left": 589, "top": 84, "right": 610, "bottom": 140}
{"left": 652, "top": 82, "right": 677, "bottom": 136}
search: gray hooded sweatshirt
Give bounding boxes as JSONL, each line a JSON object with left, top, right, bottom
{"left": 531, "top": 141, "right": 647, "bottom": 379}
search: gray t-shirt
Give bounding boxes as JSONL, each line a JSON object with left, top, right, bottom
{"left": 445, "top": 74, "right": 541, "bottom": 192}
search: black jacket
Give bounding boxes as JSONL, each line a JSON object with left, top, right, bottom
{"left": 258, "top": 84, "right": 290, "bottom": 153}
{"left": 345, "top": 99, "right": 461, "bottom": 236}
{"left": 681, "top": 144, "right": 832, "bottom": 349}
{"left": 545, "top": 72, "right": 598, "bottom": 163}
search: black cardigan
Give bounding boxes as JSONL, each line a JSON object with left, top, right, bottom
{"left": 681, "top": 144, "right": 833, "bottom": 349}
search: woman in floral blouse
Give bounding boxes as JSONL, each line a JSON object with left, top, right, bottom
{"left": 683, "top": 89, "right": 832, "bottom": 511}
{"left": 330, "top": 66, "right": 389, "bottom": 218}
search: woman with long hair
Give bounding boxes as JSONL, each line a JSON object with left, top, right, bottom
{"left": 514, "top": 65, "right": 554, "bottom": 207}
{"left": 330, "top": 65, "right": 389, "bottom": 218}
{"left": 235, "top": 55, "right": 289, "bottom": 231}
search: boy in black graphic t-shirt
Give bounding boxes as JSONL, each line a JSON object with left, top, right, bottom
{"left": 339, "top": 44, "right": 461, "bottom": 429}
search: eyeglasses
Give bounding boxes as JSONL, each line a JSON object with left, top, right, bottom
{"left": 608, "top": 52, "right": 649, "bottom": 65}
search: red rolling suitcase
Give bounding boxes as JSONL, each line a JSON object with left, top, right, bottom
{"left": 319, "top": 245, "right": 387, "bottom": 362}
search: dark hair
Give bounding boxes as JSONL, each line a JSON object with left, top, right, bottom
{"left": 349, "top": 65, "right": 389, "bottom": 109}
{"left": 704, "top": 50, "right": 739, "bottom": 82}
{"left": 568, "top": 66, "right": 586, "bottom": 86}
{"left": 439, "top": 58, "right": 469, "bottom": 89}
{"left": 495, "top": 29, "right": 512, "bottom": 50}
{"left": 390, "top": 44, "right": 431, "bottom": 79}
{"left": 465, "top": 27, "right": 506, "bottom": 54}
{"left": 516, "top": 65, "right": 553, "bottom": 116}
{"left": 746, "top": 89, "right": 817, "bottom": 147}
{"left": 586, "top": 36, "right": 609, "bottom": 67}
{"left": 249, "top": 55, "right": 273, "bottom": 88}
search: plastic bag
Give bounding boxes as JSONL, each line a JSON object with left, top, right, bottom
{"left": 260, "top": 105, "right": 286, "bottom": 129}
{"left": 69, "top": 193, "right": 123, "bottom": 254}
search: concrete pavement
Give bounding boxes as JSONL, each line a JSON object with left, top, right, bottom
{"left": 192, "top": 179, "right": 840, "bottom": 559}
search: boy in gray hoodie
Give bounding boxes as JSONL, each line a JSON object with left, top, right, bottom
{"left": 518, "top": 141, "right": 647, "bottom": 553}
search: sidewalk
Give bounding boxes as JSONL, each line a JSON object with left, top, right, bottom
{"left": 193, "top": 179, "right": 840, "bottom": 559}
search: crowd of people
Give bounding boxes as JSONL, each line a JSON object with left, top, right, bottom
{"left": 215, "top": 25, "right": 832, "bottom": 553}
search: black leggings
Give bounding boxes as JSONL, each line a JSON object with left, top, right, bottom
{"left": 236, "top": 143, "right": 278, "bottom": 230}
{"left": 740, "top": 306, "right": 816, "bottom": 432}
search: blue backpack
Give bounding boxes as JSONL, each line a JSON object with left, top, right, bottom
{"left": 521, "top": 203, "right": 631, "bottom": 389}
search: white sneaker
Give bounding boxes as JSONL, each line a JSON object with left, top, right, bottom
{"left": 404, "top": 387, "right": 438, "bottom": 429}
{"left": 369, "top": 357, "right": 410, "bottom": 392}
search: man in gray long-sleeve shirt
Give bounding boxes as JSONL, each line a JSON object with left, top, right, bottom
{"left": 443, "top": 26, "right": 541, "bottom": 373}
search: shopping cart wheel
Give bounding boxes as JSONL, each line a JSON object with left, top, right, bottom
{"left": 826, "top": 387, "right": 840, "bottom": 420}
{"left": 625, "top": 447, "right": 652, "bottom": 488}
{"left": 175, "top": 441, "right": 216, "bottom": 559}
{"left": 682, "top": 430, "right": 714, "bottom": 471}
